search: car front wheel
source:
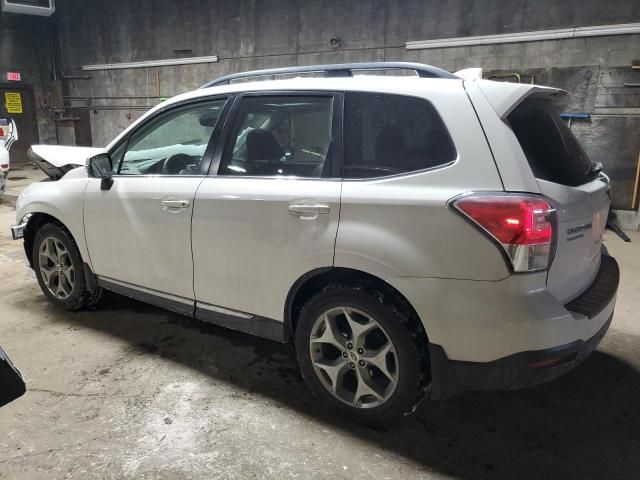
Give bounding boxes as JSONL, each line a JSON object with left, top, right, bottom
{"left": 32, "top": 223, "right": 102, "bottom": 310}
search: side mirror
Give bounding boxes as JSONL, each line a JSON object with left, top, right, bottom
{"left": 88, "top": 153, "right": 114, "bottom": 190}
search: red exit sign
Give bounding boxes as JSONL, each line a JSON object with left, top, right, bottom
{"left": 6, "top": 72, "right": 21, "bottom": 81}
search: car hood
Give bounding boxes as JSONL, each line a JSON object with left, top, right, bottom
{"left": 28, "top": 145, "right": 104, "bottom": 180}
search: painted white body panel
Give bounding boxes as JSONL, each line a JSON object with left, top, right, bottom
{"left": 463, "top": 80, "right": 542, "bottom": 193}
{"left": 15, "top": 168, "right": 91, "bottom": 262}
{"left": 390, "top": 274, "right": 614, "bottom": 362}
{"left": 192, "top": 177, "right": 341, "bottom": 321}
{"left": 83, "top": 176, "right": 203, "bottom": 300}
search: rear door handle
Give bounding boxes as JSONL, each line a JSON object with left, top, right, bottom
{"left": 161, "top": 199, "right": 190, "bottom": 209}
{"left": 288, "top": 202, "right": 331, "bottom": 217}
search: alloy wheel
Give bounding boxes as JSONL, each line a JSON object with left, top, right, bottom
{"left": 309, "top": 306, "right": 399, "bottom": 408}
{"left": 38, "top": 236, "right": 75, "bottom": 300}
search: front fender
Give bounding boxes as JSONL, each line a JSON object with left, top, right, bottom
{"left": 16, "top": 177, "right": 91, "bottom": 266}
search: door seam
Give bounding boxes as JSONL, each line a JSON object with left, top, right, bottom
{"left": 189, "top": 176, "right": 207, "bottom": 316}
{"left": 332, "top": 181, "right": 343, "bottom": 266}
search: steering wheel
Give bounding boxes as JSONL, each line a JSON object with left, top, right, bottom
{"left": 163, "top": 154, "right": 192, "bottom": 175}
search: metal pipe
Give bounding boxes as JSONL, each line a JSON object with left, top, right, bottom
{"left": 406, "top": 22, "right": 640, "bottom": 50}
{"left": 63, "top": 96, "right": 164, "bottom": 100}
{"left": 54, "top": 22, "right": 90, "bottom": 80}
{"left": 71, "top": 105, "right": 155, "bottom": 111}
{"left": 632, "top": 153, "right": 640, "bottom": 211}
{"left": 82, "top": 55, "right": 219, "bottom": 71}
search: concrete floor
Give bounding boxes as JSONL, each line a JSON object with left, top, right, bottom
{"left": 0, "top": 204, "right": 639, "bottom": 480}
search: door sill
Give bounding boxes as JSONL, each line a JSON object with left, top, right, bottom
{"left": 195, "top": 302, "right": 285, "bottom": 343}
{"left": 97, "top": 277, "right": 195, "bottom": 317}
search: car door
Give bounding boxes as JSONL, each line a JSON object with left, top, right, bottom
{"left": 192, "top": 93, "right": 342, "bottom": 334}
{"left": 84, "top": 97, "right": 229, "bottom": 312}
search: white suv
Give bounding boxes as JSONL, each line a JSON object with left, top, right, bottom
{"left": 12, "top": 63, "right": 619, "bottom": 426}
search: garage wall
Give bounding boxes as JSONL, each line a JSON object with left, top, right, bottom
{"left": 0, "top": 12, "right": 57, "bottom": 152}
{"left": 54, "top": 0, "right": 640, "bottom": 209}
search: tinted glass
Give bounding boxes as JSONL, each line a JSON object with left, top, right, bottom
{"left": 118, "top": 98, "right": 227, "bottom": 175}
{"left": 343, "top": 92, "right": 456, "bottom": 179}
{"left": 220, "top": 96, "right": 334, "bottom": 178}
{"left": 508, "top": 98, "right": 594, "bottom": 187}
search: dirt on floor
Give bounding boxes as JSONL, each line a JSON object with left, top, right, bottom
{"left": 0, "top": 203, "right": 639, "bottom": 480}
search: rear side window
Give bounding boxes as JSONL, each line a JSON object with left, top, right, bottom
{"left": 219, "top": 95, "right": 334, "bottom": 178}
{"left": 343, "top": 92, "right": 456, "bottom": 179}
{"left": 508, "top": 98, "right": 594, "bottom": 187}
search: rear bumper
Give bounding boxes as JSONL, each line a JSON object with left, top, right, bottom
{"left": 429, "top": 312, "right": 612, "bottom": 399}
{"left": 427, "top": 255, "right": 619, "bottom": 400}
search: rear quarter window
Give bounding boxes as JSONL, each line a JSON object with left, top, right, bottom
{"left": 508, "top": 97, "right": 594, "bottom": 187}
{"left": 343, "top": 92, "right": 457, "bottom": 179}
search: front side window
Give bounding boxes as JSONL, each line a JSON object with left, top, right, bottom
{"left": 219, "top": 95, "right": 334, "bottom": 178}
{"left": 343, "top": 92, "right": 456, "bottom": 179}
{"left": 118, "top": 98, "right": 227, "bottom": 175}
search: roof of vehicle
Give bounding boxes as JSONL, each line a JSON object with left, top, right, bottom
{"left": 152, "top": 60, "right": 458, "bottom": 106}
{"left": 177, "top": 75, "right": 461, "bottom": 101}
{"left": 105, "top": 67, "right": 565, "bottom": 150}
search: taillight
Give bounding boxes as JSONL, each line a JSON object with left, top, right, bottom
{"left": 453, "top": 193, "right": 556, "bottom": 272}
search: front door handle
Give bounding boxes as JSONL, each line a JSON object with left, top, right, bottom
{"left": 161, "top": 199, "right": 190, "bottom": 209}
{"left": 288, "top": 202, "right": 331, "bottom": 217}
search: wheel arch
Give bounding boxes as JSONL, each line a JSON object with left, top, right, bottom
{"left": 285, "top": 267, "right": 433, "bottom": 401}
{"left": 285, "top": 267, "right": 428, "bottom": 345}
{"left": 23, "top": 212, "right": 65, "bottom": 268}
{"left": 22, "top": 213, "right": 94, "bottom": 292}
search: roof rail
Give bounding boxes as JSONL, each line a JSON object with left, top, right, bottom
{"left": 201, "top": 62, "right": 458, "bottom": 88}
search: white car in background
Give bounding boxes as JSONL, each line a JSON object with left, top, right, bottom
{"left": 0, "top": 119, "right": 17, "bottom": 179}
{"left": 10, "top": 63, "right": 619, "bottom": 426}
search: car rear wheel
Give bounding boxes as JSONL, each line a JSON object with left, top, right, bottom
{"left": 33, "top": 223, "right": 102, "bottom": 311}
{"left": 295, "top": 286, "right": 422, "bottom": 427}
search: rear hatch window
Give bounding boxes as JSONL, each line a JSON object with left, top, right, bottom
{"left": 508, "top": 97, "right": 595, "bottom": 187}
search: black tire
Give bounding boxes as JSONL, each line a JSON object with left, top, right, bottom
{"left": 295, "top": 286, "right": 422, "bottom": 428}
{"left": 32, "top": 223, "right": 102, "bottom": 311}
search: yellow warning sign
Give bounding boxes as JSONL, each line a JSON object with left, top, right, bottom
{"left": 4, "top": 92, "right": 23, "bottom": 114}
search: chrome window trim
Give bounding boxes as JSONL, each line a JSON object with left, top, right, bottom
{"left": 341, "top": 158, "right": 458, "bottom": 182}
{"left": 110, "top": 174, "right": 207, "bottom": 179}
{"left": 196, "top": 302, "right": 254, "bottom": 319}
{"left": 201, "top": 175, "right": 342, "bottom": 182}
